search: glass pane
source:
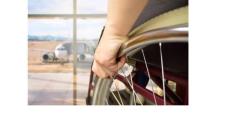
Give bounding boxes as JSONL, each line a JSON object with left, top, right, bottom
{"left": 28, "top": 0, "right": 107, "bottom": 14}
{"left": 28, "top": 19, "right": 72, "bottom": 39}
{"left": 28, "top": 0, "right": 72, "bottom": 14}
{"left": 76, "top": 18, "right": 106, "bottom": 103}
{"left": 28, "top": 19, "right": 75, "bottom": 105}
{"left": 77, "top": 19, "right": 106, "bottom": 40}
{"left": 77, "top": 0, "right": 107, "bottom": 14}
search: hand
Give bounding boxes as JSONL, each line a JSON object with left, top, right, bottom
{"left": 92, "top": 29, "right": 128, "bottom": 78}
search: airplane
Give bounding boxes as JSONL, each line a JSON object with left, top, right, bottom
{"left": 31, "top": 42, "right": 93, "bottom": 64}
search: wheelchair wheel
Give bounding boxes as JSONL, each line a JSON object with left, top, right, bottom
{"left": 88, "top": 6, "right": 188, "bottom": 105}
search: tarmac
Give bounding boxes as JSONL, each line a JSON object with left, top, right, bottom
{"left": 28, "top": 61, "right": 92, "bottom": 105}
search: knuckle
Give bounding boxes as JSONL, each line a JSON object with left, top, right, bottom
{"left": 92, "top": 66, "right": 97, "bottom": 73}
{"left": 92, "top": 65, "right": 108, "bottom": 78}
{"left": 95, "top": 57, "right": 110, "bottom": 66}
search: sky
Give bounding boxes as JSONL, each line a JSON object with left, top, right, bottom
{"left": 28, "top": 0, "right": 107, "bottom": 39}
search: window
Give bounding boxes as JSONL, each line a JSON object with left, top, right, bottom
{"left": 28, "top": 0, "right": 73, "bottom": 14}
{"left": 28, "top": 0, "right": 107, "bottom": 105}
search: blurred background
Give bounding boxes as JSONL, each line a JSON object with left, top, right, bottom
{"left": 28, "top": 0, "right": 107, "bottom": 105}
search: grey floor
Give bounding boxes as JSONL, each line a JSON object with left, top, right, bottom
{"left": 28, "top": 62, "right": 91, "bottom": 105}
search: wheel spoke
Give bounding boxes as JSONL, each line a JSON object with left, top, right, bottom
{"left": 159, "top": 42, "right": 166, "bottom": 105}
{"left": 121, "top": 69, "right": 143, "bottom": 105}
{"left": 141, "top": 49, "right": 158, "bottom": 105}
{"left": 130, "top": 73, "right": 143, "bottom": 105}
{"left": 110, "top": 88, "right": 122, "bottom": 105}
{"left": 113, "top": 79, "right": 124, "bottom": 105}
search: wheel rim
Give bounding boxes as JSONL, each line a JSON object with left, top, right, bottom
{"left": 90, "top": 6, "right": 188, "bottom": 105}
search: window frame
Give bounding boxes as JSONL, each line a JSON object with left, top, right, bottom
{"left": 28, "top": 0, "right": 106, "bottom": 105}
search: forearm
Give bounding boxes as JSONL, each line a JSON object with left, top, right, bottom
{"left": 93, "top": 0, "right": 148, "bottom": 78}
{"left": 105, "top": 0, "right": 148, "bottom": 36}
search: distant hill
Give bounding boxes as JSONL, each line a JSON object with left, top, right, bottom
{"left": 28, "top": 35, "right": 70, "bottom": 41}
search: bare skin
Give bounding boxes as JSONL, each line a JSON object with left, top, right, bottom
{"left": 92, "top": 0, "right": 148, "bottom": 78}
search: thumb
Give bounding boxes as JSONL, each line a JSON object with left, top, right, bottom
{"left": 116, "top": 56, "right": 126, "bottom": 70}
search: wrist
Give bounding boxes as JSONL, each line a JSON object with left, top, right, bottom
{"left": 104, "top": 23, "right": 129, "bottom": 37}
{"left": 103, "top": 25, "right": 128, "bottom": 44}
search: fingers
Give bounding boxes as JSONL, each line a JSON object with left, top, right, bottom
{"left": 117, "top": 56, "right": 126, "bottom": 70}
{"left": 92, "top": 61, "right": 107, "bottom": 78}
{"left": 107, "top": 56, "right": 126, "bottom": 72}
{"left": 92, "top": 56, "right": 126, "bottom": 78}
{"left": 92, "top": 61, "right": 115, "bottom": 78}
{"left": 94, "top": 52, "right": 116, "bottom": 68}
{"left": 92, "top": 28, "right": 129, "bottom": 78}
